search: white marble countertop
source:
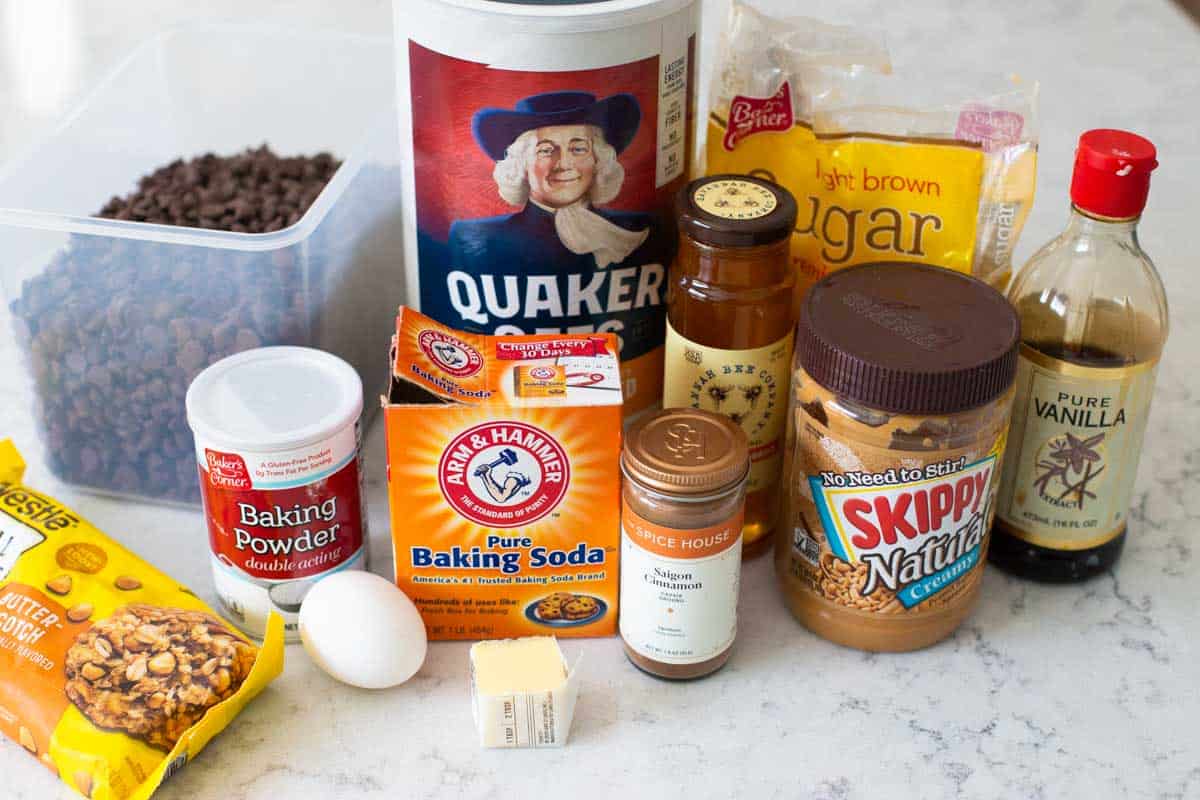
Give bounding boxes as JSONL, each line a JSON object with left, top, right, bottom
{"left": 2, "top": 1, "right": 1199, "bottom": 798}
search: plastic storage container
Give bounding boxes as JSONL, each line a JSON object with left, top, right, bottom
{"left": 0, "top": 25, "right": 403, "bottom": 504}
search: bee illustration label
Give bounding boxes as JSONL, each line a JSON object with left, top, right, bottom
{"left": 662, "top": 323, "right": 793, "bottom": 493}
{"left": 996, "top": 345, "right": 1159, "bottom": 550}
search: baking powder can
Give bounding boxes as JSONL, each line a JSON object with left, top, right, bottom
{"left": 186, "top": 347, "right": 368, "bottom": 641}
{"left": 394, "top": 0, "right": 699, "bottom": 418}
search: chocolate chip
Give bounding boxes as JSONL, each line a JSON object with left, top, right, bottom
{"left": 9, "top": 146, "right": 342, "bottom": 502}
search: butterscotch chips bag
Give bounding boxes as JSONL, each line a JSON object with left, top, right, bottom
{"left": 705, "top": 1, "right": 1038, "bottom": 292}
{"left": 0, "top": 440, "right": 284, "bottom": 799}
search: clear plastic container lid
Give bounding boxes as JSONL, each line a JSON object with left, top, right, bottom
{"left": 186, "top": 347, "right": 363, "bottom": 452}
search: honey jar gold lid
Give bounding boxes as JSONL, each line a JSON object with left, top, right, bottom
{"left": 676, "top": 174, "right": 798, "bottom": 248}
{"left": 621, "top": 408, "right": 749, "bottom": 496}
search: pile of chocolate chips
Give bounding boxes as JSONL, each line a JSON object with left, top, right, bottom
{"left": 10, "top": 146, "right": 342, "bottom": 502}
{"left": 98, "top": 146, "right": 338, "bottom": 232}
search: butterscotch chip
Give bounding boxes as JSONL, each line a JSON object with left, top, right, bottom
{"left": 74, "top": 770, "right": 94, "bottom": 798}
{"left": 67, "top": 603, "right": 93, "bottom": 623}
{"left": 64, "top": 604, "right": 258, "bottom": 750}
{"left": 18, "top": 725, "right": 36, "bottom": 754}
{"left": 46, "top": 575, "right": 72, "bottom": 595}
{"left": 114, "top": 575, "right": 142, "bottom": 591}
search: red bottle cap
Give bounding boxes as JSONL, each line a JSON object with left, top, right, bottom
{"left": 1069, "top": 129, "right": 1158, "bottom": 219}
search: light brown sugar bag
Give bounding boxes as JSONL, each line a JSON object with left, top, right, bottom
{"left": 705, "top": 0, "right": 1038, "bottom": 293}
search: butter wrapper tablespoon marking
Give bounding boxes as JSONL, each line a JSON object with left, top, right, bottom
{"left": 469, "top": 637, "right": 580, "bottom": 749}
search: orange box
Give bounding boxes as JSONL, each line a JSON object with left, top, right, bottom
{"left": 383, "top": 307, "right": 622, "bottom": 640}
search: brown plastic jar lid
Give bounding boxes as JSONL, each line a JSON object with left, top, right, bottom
{"left": 621, "top": 408, "right": 749, "bottom": 496}
{"left": 797, "top": 262, "right": 1020, "bottom": 415}
{"left": 675, "top": 174, "right": 798, "bottom": 248}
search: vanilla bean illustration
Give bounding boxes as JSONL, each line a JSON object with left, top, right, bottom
{"left": 1036, "top": 432, "right": 1105, "bottom": 508}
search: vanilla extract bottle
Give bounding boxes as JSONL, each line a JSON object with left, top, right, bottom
{"left": 990, "top": 130, "right": 1168, "bottom": 581}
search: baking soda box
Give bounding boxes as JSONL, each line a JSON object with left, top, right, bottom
{"left": 384, "top": 307, "right": 622, "bottom": 639}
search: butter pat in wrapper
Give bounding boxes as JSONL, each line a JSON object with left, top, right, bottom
{"left": 469, "top": 637, "right": 580, "bottom": 748}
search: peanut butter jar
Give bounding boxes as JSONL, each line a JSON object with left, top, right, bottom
{"left": 663, "top": 175, "right": 798, "bottom": 559}
{"left": 620, "top": 409, "right": 749, "bottom": 679}
{"left": 778, "top": 263, "right": 1019, "bottom": 652}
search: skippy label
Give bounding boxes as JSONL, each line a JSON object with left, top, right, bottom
{"left": 386, "top": 308, "right": 623, "bottom": 640}
{"left": 196, "top": 423, "right": 368, "bottom": 639}
{"left": 808, "top": 455, "right": 997, "bottom": 608}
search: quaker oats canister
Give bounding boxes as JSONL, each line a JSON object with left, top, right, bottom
{"left": 186, "top": 347, "right": 368, "bottom": 642}
{"left": 779, "top": 263, "right": 1019, "bottom": 652}
{"left": 394, "top": 0, "right": 699, "bottom": 418}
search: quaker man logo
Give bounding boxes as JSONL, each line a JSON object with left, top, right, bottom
{"left": 419, "top": 329, "right": 483, "bottom": 378}
{"left": 438, "top": 421, "right": 570, "bottom": 528}
{"left": 528, "top": 366, "right": 557, "bottom": 380}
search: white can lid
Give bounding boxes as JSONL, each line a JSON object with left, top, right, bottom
{"left": 186, "top": 347, "right": 363, "bottom": 452}
{"left": 416, "top": 0, "right": 692, "bottom": 29}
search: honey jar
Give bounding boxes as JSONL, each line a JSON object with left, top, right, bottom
{"left": 663, "top": 174, "right": 797, "bottom": 557}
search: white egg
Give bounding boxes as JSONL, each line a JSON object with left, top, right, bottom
{"left": 299, "top": 571, "right": 427, "bottom": 689}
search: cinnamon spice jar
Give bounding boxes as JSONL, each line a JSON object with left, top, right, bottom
{"left": 663, "top": 175, "right": 797, "bottom": 558}
{"left": 619, "top": 409, "right": 749, "bottom": 679}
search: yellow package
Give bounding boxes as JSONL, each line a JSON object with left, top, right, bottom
{"left": 705, "top": 1, "right": 1038, "bottom": 293}
{"left": 0, "top": 440, "right": 284, "bottom": 799}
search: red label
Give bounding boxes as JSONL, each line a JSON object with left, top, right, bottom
{"left": 955, "top": 104, "right": 1024, "bottom": 153}
{"left": 205, "top": 449, "right": 251, "bottom": 490}
{"left": 418, "top": 329, "right": 484, "bottom": 377}
{"left": 201, "top": 458, "right": 365, "bottom": 580}
{"left": 494, "top": 337, "right": 610, "bottom": 361}
{"left": 723, "top": 82, "right": 794, "bottom": 151}
{"left": 437, "top": 421, "right": 570, "bottom": 528}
